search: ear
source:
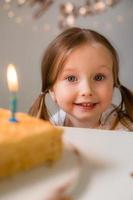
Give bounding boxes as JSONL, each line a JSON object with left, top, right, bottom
{"left": 49, "top": 89, "right": 57, "bottom": 103}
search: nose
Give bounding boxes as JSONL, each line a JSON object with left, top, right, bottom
{"left": 79, "top": 80, "right": 93, "bottom": 97}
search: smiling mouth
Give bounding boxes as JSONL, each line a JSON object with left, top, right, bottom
{"left": 74, "top": 102, "right": 98, "bottom": 108}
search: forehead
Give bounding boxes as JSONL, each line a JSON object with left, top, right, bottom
{"left": 62, "top": 43, "right": 113, "bottom": 71}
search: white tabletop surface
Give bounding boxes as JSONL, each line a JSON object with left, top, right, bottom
{"left": 63, "top": 127, "right": 133, "bottom": 200}
{"left": 0, "top": 127, "right": 133, "bottom": 200}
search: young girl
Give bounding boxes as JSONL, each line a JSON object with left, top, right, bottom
{"left": 29, "top": 27, "right": 133, "bottom": 131}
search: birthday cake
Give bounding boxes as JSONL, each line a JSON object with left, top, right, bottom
{"left": 0, "top": 108, "right": 63, "bottom": 178}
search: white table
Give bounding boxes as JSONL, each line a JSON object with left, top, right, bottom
{"left": 0, "top": 127, "right": 133, "bottom": 200}
{"left": 63, "top": 127, "right": 133, "bottom": 200}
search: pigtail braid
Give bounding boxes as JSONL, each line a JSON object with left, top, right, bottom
{"left": 119, "top": 85, "right": 133, "bottom": 121}
{"left": 28, "top": 92, "right": 49, "bottom": 120}
{"left": 112, "top": 85, "right": 133, "bottom": 131}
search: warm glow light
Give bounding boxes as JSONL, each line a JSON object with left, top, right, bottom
{"left": 7, "top": 64, "right": 18, "bottom": 92}
{"left": 94, "top": 2, "right": 106, "bottom": 11}
{"left": 65, "top": 2, "right": 74, "bottom": 13}
{"left": 66, "top": 15, "right": 75, "bottom": 26}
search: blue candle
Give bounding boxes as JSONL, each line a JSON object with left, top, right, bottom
{"left": 7, "top": 64, "right": 19, "bottom": 122}
{"left": 9, "top": 92, "right": 17, "bottom": 122}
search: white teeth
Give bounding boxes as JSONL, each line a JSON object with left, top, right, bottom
{"left": 76, "top": 103, "right": 95, "bottom": 107}
{"left": 81, "top": 103, "right": 93, "bottom": 107}
{"left": 82, "top": 103, "right": 93, "bottom": 107}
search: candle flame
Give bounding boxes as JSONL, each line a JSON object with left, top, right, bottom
{"left": 7, "top": 64, "right": 19, "bottom": 92}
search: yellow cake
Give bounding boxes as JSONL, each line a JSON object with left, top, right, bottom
{"left": 0, "top": 108, "right": 63, "bottom": 178}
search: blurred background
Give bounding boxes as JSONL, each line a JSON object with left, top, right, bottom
{"left": 0, "top": 0, "right": 133, "bottom": 113}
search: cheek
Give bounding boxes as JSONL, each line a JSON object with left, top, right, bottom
{"left": 54, "top": 84, "right": 75, "bottom": 102}
{"left": 97, "top": 84, "right": 113, "bottom": 102}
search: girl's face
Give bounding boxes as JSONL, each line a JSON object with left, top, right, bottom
{"left": 50, "top": 43, "right": 114, "bottom": 128}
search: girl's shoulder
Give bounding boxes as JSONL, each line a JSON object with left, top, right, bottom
{"left": 100, "top": 104, "right": 133, "bottom": 131}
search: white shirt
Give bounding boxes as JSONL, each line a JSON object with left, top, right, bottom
{"left": 50, "top": 109, "right": 66, "bottom": 126}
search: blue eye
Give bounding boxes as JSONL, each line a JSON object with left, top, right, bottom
{"left": 66, "top": 75, "right": 77, "bottom": 82}
{"left": 94, "top": 74, "right": 105, "bottom": 81}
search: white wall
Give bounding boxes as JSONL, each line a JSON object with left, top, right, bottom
{"left": 0, "top": 0, "right": 133, "bottom": 113}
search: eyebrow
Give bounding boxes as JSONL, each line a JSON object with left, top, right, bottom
{"left": 62, "top": 68, "right": 76, "bottom": 73}
{"left": 97, "top": 65, "right": 112, "bottom": 70}
{"left": 61, "top": 63, "right": 113, "bottom": 75}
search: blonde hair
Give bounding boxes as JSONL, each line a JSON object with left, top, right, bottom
{"left": 29, "top": 27, "right": 133, "bottom": 131}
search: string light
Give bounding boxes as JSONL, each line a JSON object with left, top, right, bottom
{"left": 59, "top": 0, "right": 120, "bottom": 28}
{"left": 2, "top": 0, "right": 121, "bottom": 29}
